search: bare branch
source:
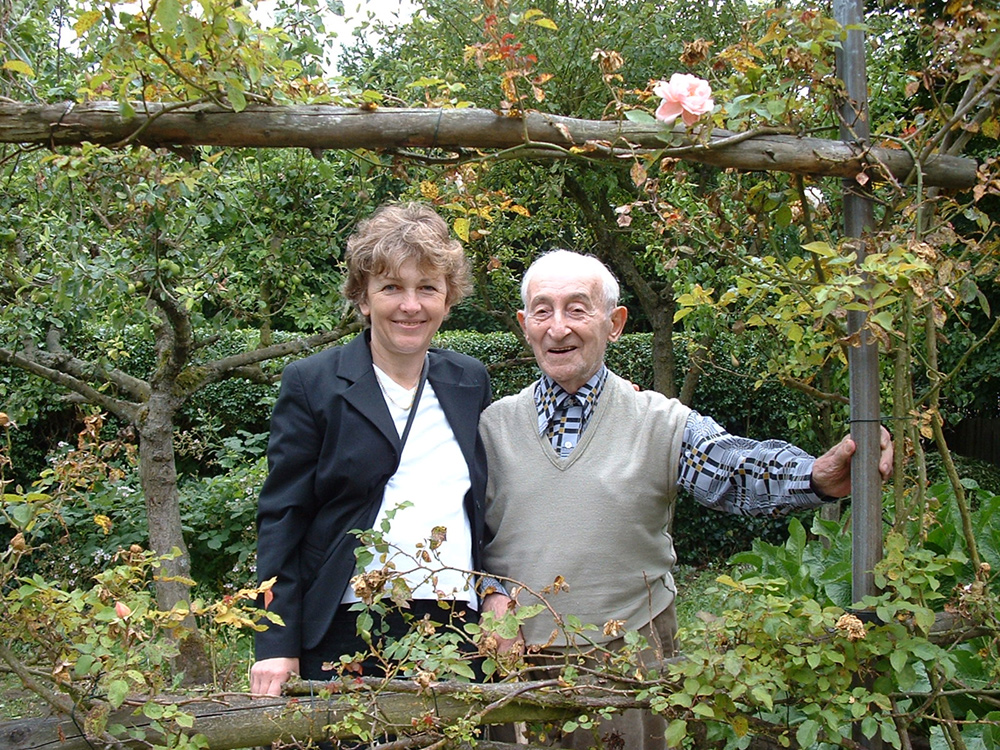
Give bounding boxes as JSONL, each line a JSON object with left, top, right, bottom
{"left": 0, "top": 346, "right": 139, "bottom": 422}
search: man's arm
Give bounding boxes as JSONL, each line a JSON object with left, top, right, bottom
{"left": 679, "top": 413, "right": 893, "bottom": 515}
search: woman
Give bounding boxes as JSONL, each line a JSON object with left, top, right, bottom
{"left": 250, "top": 203, "right": 492, "bottom": 696}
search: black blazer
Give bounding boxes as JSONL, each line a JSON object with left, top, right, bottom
{"left": 255, "top": 332, "right": 491, "bottom": 659}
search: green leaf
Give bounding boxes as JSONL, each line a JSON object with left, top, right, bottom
{"left": 226, "top": 83, "right": 247, "bottom": 113}
{"left": 750, "top": 686, "right": 774, "bottom": 711}
{"left": 692, "top": 703, "right": 715, "bottom": 719}
{"left": 861, "top": 715, "right": 878, "bottom": 739}
{"left": 175, "top": 712, "right": 195, "bottom": 729}
{"left": 155, "top": 0, "right": 181, "bottom": 28}
{"left": 624, "top": 110, "right": 657, "bottom": 124}
{"left": 890, "top": 649, "right": 907, "bottom": 673}
{"left": 796, "top": 720, "right": 820, "bottom": 748}
{"left": 107, "top": 680, "right": 130, "bottom": 709}
{"left": 664, "top": 720, "right": 687, "bottom": 748}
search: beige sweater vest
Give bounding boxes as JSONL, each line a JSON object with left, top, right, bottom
{"left": 481, "top": 372, "right": 691, "bottom": 646}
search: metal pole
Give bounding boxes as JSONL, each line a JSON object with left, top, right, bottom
{"left": 833, "top": 3, "right": 884, "bottom": 748}
{"left": 833, "top": 0, "right": 883, "bottom": 604}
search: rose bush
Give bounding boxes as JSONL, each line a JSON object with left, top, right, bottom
{"left": 653, "top": 73, "right": 714, "bottom": 125}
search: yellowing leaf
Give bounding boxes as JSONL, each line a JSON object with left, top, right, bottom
{"left": 731, "top": 715, "right": 749, "bottom": 737}
{"left": 2, "top": 60, "right": 34, "bottom": 77}
{"left": 532, "top": 17, "right": 558, "bottom": 30}
{"left": 802, "top": 241, "right": 834, "bottom": 257}
{"left": 453, "top": 217, "right": 470, "bottom": 242}
{"left": 73, "top": 10, "right": 103, "bottom": 36}
{"left": 419, "top": 181, "right": 439, "bottom": 200}
{"left": 94, "top": 514, "right": 113, "bottom": 534}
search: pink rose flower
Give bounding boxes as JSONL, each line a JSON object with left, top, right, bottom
{"left": 115, "top": 601, "right": 132, "bottom": 619}
{"left": 653, "top": 73, "right": 714, "bottom": 126}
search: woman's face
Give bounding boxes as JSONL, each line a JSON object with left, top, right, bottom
{"left": 359, "top": 258, "right": 451, "bottom": 373}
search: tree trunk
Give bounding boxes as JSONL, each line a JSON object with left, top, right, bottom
{"left": 650, "top": 308, "right": 677, "bottom": 398}
{"left": 136, "top": 392, "right": 214, "bottom": 685}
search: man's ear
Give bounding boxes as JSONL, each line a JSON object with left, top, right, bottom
{"left": 607, "top": 306, "right": 628, "bottom": 342}
{"left": 516, "top": 309, "right": 528, "bottom": 336}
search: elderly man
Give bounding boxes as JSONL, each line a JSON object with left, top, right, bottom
{"left": 479, "top": 249, "right": 892, "bottom": 749}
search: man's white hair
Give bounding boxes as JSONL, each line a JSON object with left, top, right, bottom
{"left": 520, "top": 249, "right": 621, "bottom": 312}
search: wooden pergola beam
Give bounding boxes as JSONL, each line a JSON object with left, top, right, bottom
{"left": 0, "top": 101, "right": 978, "bottom": 188}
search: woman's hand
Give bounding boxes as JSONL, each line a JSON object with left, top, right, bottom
{"left": 250, "top": 656, "right": 300, "bottom": 696}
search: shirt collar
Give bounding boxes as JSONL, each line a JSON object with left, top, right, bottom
{"left": 534, "top": 366, "right": 608, "bottom": 433}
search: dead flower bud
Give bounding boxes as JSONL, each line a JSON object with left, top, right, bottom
{"left": 416, "top": 615, "right": 437, "bottom": 637}
{"left": 679, "top": 39, "right": 713, "bottom": 67}
{"left": 591, "top": 48, "right": 625, "bottom": 75}
{"left": 603, "top": 619, "right": 627, "bottom": 638}
{"left": 835, "top": 613, "right": 866, "bottom": 641}
{"left": 430, "top": 525, "right": 447, "bottom": 549}
{"left": 478, "top": 633, "right": 500, "bottom": 656}
{"left": 10, "top": 532, "right": 27, "bottom": 552}
{"left": 351, "top": 570, "right": 389, "bottom": 605}
{"left": 413, "top": 670, "right": 438, "bottom": 690}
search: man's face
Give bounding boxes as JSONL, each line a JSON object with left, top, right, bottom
{"left": 517, "top": 266, "right": 627, "bottom": 394}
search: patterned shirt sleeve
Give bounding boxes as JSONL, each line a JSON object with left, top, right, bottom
{"left": 678, "top": 410, "right": 829, "bottom": 517}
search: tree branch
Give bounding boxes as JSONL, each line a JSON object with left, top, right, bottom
{"left": 0, "top": 103, "right": 977, "bottom": 188}
{"left": 0, "top": 346, "right": 139, "bottom": 422}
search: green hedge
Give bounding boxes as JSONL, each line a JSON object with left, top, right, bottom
{"left": 2, "top": 328, "right": 834, "bottom": 589}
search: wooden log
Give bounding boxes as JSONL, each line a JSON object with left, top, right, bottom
{"left": 0, "top": 611, "right": 987, "bottom": 750}
{"left": 0, "top": 102, "right": 978, "bottom": 188}
{"left": 0, "top": 680, "right": 612, "bottom": 750}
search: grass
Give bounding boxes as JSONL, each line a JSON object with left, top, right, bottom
{"left": 0, "top": 673, "right": 49, "bottom": 721}
{"left": 673, "top": 562, "right": 734, "bottom": 630}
